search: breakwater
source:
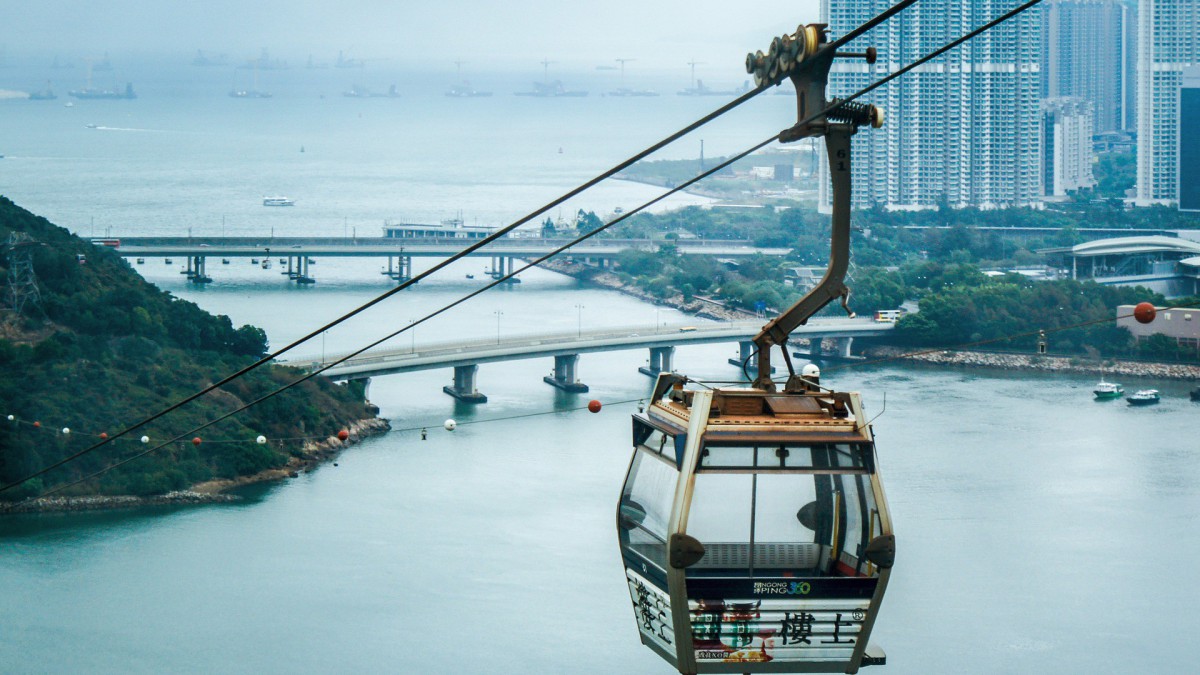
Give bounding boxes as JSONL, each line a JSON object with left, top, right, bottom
{"left": 862, "top": 345, "right": 1200, "bottom": 380}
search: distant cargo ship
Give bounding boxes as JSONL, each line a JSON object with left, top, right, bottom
{"left": 343, "top": 84, "right": 400, "bottom": 98}
{"left": 28, "top": 82, "right": 57, "bottom": 100}
{"left": 445, "top": 83, "right": 492, "bottom": 98}
{"left": 70, "top": 83, "right": 136, "bottom": 100}
{"left": 230, "top": 89, "right": 272, "bottom": 99}
{"left": 263, "top": 196, "right": 295, "bottom": 206}
{"left": 515, "top": 80, "right": 587, "bottom": 97}
{"left": 677, "top": 79, "right": 751, "bottom": 97}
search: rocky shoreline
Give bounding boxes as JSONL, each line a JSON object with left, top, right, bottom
{"left": 4, "top": 417, "right": 391, "bottom": 515}
{"left": 543, "top": 259, "right": 1200, "bottom": 381}
{"left": 859, "top": 346, "right": 1200, "bottom": 380}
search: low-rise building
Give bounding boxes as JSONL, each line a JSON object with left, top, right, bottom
{"left": 1117, "top": 304, "right": 1200, "bottom": 352}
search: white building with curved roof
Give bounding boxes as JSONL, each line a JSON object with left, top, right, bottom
{"left": 1049, "top": 235, "right": 1200, "bottom": 295}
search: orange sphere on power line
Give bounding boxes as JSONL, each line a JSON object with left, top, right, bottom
{"left": 192, "top": 437, "right": 202, "bottom": 446}
{"left": 33, "top": 421, "right": 40, "bottom": 428}
{"left": 1134, "top": 302, "right": 1157, "bottom": 324}
{"left": 588, "top": 400, "right": 602, "bottom": 413}
{"left": 337, "top": 429, "right": 349, "bottom": 441}
{"left": 99, "top": 432, "right": 108, "bottom": 440}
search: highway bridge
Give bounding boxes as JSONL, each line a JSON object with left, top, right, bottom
{"left": 281, "top": 319, "right": 893, "bottom": 403}
{"left": 108, "top": 236, "right": 791, "bottom": 285}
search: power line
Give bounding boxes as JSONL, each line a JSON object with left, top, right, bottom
{"left": 5, "top": 137, "right": 776, "bottom": 506}
{"left": 0, "top": 50, "right": 769, "bottom": 497}
{"left": 1, "top": 0, "right": 1045, "bottom": 499}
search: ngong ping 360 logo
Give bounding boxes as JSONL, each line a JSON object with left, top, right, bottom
{"left": 752, "top": 581, "right": 811, "bottom": 596}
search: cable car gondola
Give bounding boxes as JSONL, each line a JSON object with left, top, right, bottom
{"left": 617, "top": 24, "right": 893, "bottom": 674}
{"left": 620, "top": 371, "right": 893, "bottom": 672}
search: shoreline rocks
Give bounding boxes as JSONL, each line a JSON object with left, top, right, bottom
{"left": 3, "top": 490, "right": 242, "bottom": 514}
{"left": 4, "top": 417, "right": 391, "bottom": 515}
{"left": 860, "top": 345, "right": 1200, "bottom": 380}
{"left": 542, "top": 259, "right": 1200, "bottom": 381}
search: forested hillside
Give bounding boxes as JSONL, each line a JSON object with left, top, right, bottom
{"left": 0, "top": 197, "right": 375, "bottom": 500}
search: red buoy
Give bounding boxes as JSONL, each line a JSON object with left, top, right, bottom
{"left": 337, "top": 429, "right": 350, "bottom": 441}
{"left": 1134, "top": 302, "right": 1157, "bottom": 324}
{"left": 100, "top": 432, "right": 108, "bottom": 440}
{"left": 33, "top": 421, "right": 40, "bottom": 428}
{"left": 192, "top": 437, "right": 202, "bottom": 446}
{"left": 588, "top": 400, "right": 602, "bottom": 413}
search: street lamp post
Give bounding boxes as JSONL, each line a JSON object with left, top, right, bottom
{"left": 575, "top": 304, "right": 584, "bottom": 338}
{"left": 494, "top": 310, "right": 503, "bottom": 344}
{"left": 408, "top": 318, "right": 416, "bottom": 353}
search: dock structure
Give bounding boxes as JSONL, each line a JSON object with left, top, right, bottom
{"left": 109, "top": 236, "right": 792, "bottom": 285}
{"left": 287, "top": 319, "right": 893, "bottom": 404}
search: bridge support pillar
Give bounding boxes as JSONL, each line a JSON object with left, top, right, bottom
{"left": 443, "top": 364, "right": 487, "bottom": 403}
{"left": 726, "top": 340, "right": 774, "bottom": 375}
{"left": 826, "top": 337, "right": 853, "bottom": 359}
{"left": 293, "top": 255, "right": 315, "bottom": 284}
{"left": 383, "top": 254, "right": 412, "bottom": 283}
{"left": 187, "top": 255, "right": 212, "bottom": 284}
{"left": 639, "top": 346, "right": 675, "bottom": 377}
{"left": 543, "top": 354, "right": 589, "bottom": 392}
{"left": 489, "top": 256, "right": 521, "bottom": 284}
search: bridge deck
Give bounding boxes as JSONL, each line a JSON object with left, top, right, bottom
{"left": 284, "top": 319, "right": 893, "bottom": 379}
{"left": 110, "top": 237, "right": 790, "bottom": 259}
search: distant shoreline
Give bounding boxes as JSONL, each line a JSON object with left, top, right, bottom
{"left": 2, "top": 417, "right": 390, "bottom": 515}
{"left": 542, "top": 259, "right": 1200, "bottom": 382}
{"left": 859, "top": 346, "right": 1200, "bottom": 381}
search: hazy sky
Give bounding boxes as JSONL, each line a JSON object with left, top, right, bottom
{"left": 5, "top": 0, "right": 823, "bottom": 70}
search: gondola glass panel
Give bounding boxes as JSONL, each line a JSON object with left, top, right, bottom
{"left": 684, "top": 445, "right": 881, "bottom": 669}
{"left": 620, "top": 435, "right": 680, "bottom": 658}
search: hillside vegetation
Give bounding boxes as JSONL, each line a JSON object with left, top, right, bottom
{"left": 0, "top": 197, "right": 375, "bottom": 500}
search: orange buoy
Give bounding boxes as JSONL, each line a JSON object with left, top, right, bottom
{"left": 1134, "top": 302, "right": 1156, "bottom": 324}
{"left": 337, "top": 429, "right": 349, "bottom": 441}
{"left": 33, "top": 421, "right": 40, "bottom": 428}
{"left": 192, "top": 437, "right": 202, "bottom": 446}
{"left": 588, "top": 400, "right": 602, "bottom": 413}
{"left": 99, "top": 432, "right": 108, "bottom": 440}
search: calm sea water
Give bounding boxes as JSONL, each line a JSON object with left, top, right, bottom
{"left": 2, "top": 65, "right": 1199, "bottom": 674}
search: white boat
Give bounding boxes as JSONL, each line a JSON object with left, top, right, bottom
{"left": 1093, "top": 379, "right": 1123, "bottom": 400}
{"left": 1126, "top": 389, "right": 1161, "bottom": 406}
{"left": 262, "top": 196, "right": 295, "bottom": 206}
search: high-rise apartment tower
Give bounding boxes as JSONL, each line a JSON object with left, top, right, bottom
{"left": 1042, "top": 0, "right": 1134, "bottom": 134}
{"left": 820, "top": 0, "right": 1042, "bottom": 210}
{"left": 1135, "top": 0, "right": 1200, "bottom": 206}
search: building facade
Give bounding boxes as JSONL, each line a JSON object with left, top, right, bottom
{"left": 1116, "top": 304, "right": 1200, "bottom": 352}
{"left": 1042, "top": 0, "right": 1134, "bottom": 134}
{"left": 1042, "top": 97, "right": 1097, "bottom": 195}
{"left": 1135, "top": 0, "right": 1200, "bottom": 206}
{"left": 820, "top": 0, "right": 1043, "bottom": 211}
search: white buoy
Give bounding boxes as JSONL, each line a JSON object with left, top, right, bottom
{"left": 6, "top": 414, "right": 13, "bottom": 421}
{"left": 62, "top": 427, "right": 70, "bottom": 435}
{"left": 140, "top": 435, "right": 150, "bottom": 444}
{"left": 256, "top": 435, "right": 267, "bottom": 445}
{"left": 444, "top": 419, "right": 457, "bottom": 431}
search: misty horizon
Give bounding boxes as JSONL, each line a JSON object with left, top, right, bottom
{"left": 3, "top": 0, "right": 822, "bottom": 73}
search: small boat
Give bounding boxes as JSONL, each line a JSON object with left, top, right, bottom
{"left": 1126, "top": 390, "right": 1161, "bottom": 406}
{"left": 222, "top": 258, "right": 230, "bottom": 264}
{"left": 136, "top": 257, "right": 144, "bottom": 264}
{"left": 262, "top": 196, "right": 295, "bottom": 206}
{"left": 1093, "top": 379, "right": 1124, "bottom": 400}
{"left": 164, "top": 258, "right": 173, "bottom": 264}
{"left": 465, "top": 274, "right": 474, "bottom": 279}
{"left": 250, "top": 258, "right": 259, "bottom": 264}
